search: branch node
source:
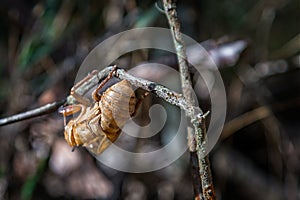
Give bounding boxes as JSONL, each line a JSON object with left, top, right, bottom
{"left": 148, "top": 83, "right": 156, "bottom": 91}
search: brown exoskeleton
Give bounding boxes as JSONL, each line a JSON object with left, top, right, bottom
{"left": 59, "top": 66, "right": 140, "bottom": 154}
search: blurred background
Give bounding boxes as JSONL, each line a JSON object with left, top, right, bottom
{"left": 0, "top": 0, "right": 299, "bottom": 199}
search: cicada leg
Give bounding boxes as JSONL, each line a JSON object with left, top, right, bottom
{"left": 92, "top": 65, "right": 118, "bottom": 102}
{"left": 70, "top": 70, "right": 99, "bottom": 107}
{"left": 60, "top": 71, "right": 99, "bottom": 126}
{"left": 131, "top": 91, "right": 150, "bottom": 116}
{"left": 84, "top": 134, "right": 112, "bottom": 155}
{"left": 59, "top": 104, "right": 86, "bottom": 126}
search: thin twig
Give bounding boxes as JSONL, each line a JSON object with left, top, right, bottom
{"left": 221, "top": 106, "right": 271, "bottom": 140}
{"left": 222, "top": 97, "right": 300, "bottom": 140}
{"left": 162, "top": 1, "right": 216, "bottom": 199}
{"left": 0, "top": 100, "right": 65, "bottom": 126}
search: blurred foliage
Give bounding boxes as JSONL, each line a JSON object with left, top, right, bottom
{"left": 0, "top": 0, "right": 299, "bottom": 199}
{"left": 21, "top": 158, "right": 48, "bottom": 200}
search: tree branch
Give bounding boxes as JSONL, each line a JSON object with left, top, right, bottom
{"left": 163, "top": 0, "right": 216, "bottom": 199}
{"left": 0, "top": 100, "right": 65, "bottom": 126}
